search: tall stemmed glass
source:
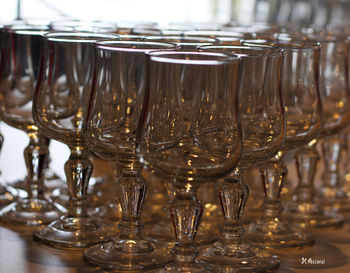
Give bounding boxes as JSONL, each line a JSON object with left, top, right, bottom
{"left": 0, "top": 28, "right": 67, "bottom": 225}
{"left": 143, "top": 34, "right": 221, "bottom": 246}
{"left": 246, "top": 38, "right": 344, "bottom": 228}
{"left": 314, "top": 35, "right": 350, "bottom": 211}
{"left": 83, "top": 41, "right": 178, "bottom": 271}
{"left": 138, "top": 50, "right": 242, "bottom": 272}
{"left": 32, "top": 32, "right": 118, "bottom": 248}
{"left": 280, "top": 35, "right": 348, "bottom": 226}
{"left": 198, "top": 45, "right": 283, "bottom": 271}
{"left": 241, "top": 40, "right": 321, "bottom": 247}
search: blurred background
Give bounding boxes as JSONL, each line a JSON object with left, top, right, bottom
{"left": 0, "top": 0, "right": 349, "bottom": 180}
{"left": 2, "top": 0, "right": 350, "bottom": 27}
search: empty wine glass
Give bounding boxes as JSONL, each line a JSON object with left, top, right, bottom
{"left": 241, "top": 39, "right": 321, "bottom": 247}
{"left": 314, "top": 35, "right": 350, "bottom": 211}
{"left": 32, "top": 32, "right": 118, "bottom": 248}
{"left": 83, "top": 40, "right": 179, "bottom": 271}
{"left": 198, "top": 45, "right": 283, "bottom": 271}
{"left": 0, "top": 27, "right": 67, "bottom": 225}
{"left": 138, "top": 50, "right": 242, "bottom": 272}
{"left": 280, "top": 34, "right": 348, "bottom": 227}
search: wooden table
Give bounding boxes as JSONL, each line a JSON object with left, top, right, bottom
{"left": 1, "top": 216, "right": 350, "bottom": 272}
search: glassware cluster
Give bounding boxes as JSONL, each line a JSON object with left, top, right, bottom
{"left": 0, "top": 19, "right": 350, "bottom": 272}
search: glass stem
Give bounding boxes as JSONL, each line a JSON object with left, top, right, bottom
{"left": 260, "top": 153, "right": 287, "bottom": 220}
{"left": 321, "top": 136, "right": 344, "bottom": 194}
{"left": 294, "top": 141, "right": 319, "bottom": 203}
{"left": 24, "top": 132, "right": 49, "bottom": 200}
{"left": 64, "top": 147, "right": 92, "bottom": 218}
{"left": 115, "top": 167, "right": 146, "bottom": 241}
{"left": 171, "top": 184, "right": 202, "bottom": 264}
{"left": 214, "top": 166, "right": 249, "bottom": 254}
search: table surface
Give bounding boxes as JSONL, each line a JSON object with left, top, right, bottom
{"left": 1, "top": 217, "right": 350, "bottom": 273}
{"left": 0, "top": 124, "right": 350, "bottom": 273}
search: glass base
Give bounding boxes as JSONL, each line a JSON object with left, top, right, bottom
{"left": 284, "top": 201, "right": 344, "bottom": 228}
{"left": 247, "top": 217, "right": 314, "bottom": 248}
{"left": 84, "top": 240, "right": 171, "bottom": 271}
{"left": 161, "top": 262, "right": 205, "bottom": 273}
{"left": 199, "top": 245, "right": 280, "bottom": 272}
{"left": 0, "top": 198, "right": 65, "bottom": 226}
{"left": 33, "top": 215, "right": 115, "bottom": 249}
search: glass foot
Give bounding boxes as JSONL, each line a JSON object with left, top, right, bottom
{"left": 199, "top": 246, "right": 280, "bottom": 272}
{"left": 284, "top": 201, "right": 344, "bottom": 228}
{"left": 33, "top": 215, "right": 114, "bottom": 249}
{"left": 0, "top": 198, "right": 65, "bottom": 226}
{"left": 84, "top": 240, "right": 171, "bottom": 271}
{"left": 247, "top": 217, "right": 314, "bottom": 248}
{"left": 161, "top": 262, "right": 205, "bottom": 273}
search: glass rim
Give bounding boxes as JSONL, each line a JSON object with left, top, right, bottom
{"left": 199, "top": 45, "right": 284, "bottom": 57}
{"left": 13, "top": 29, "right": 48, "bottom": 36}
{"left": 3, "top": 24, "right": 50, "bottom": 32}
{"left": 144, "top": 35, "right": 218, "bottom": 43}
{"left": 183, "top": 30, "right": 244, "bottom": 38}
{"left": 94, "top": 40, "right": 178, "bottom": 52}
{"left": 148, "top": 50, "right": 240, "bottom": 65}
{"left": 242, "top": 38, "right": 320, "bottom": 50}
{"left": 44, "top": 32, "right": 118, "bottom": 43}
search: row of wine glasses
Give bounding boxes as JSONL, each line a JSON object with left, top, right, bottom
{"left": 1, "top": 20, "right": 350, "bottom": 272}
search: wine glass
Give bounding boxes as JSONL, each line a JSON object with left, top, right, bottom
{"left": 32, "top": 32, "right": 118, "bottom": 248}
{"left": 314, "top": 35, "right": 350, "bottom": 211}
{"left": 197, "top": 45, "right": 283, "bottom": 271}
{"left": 83, "top": 40, "right": 179, "bottom": 271}
{"left": 287, "top": 34, "right": 350, "bottom": 221}
{"left": 241, "top": 39, "right": 321, "bottom": 247}
{"left": 143, "top": 34, "right": 221, "bottom": 245}
{"left": 0, "top": 27, "right": 68, "bottom": 225}
{"left": 137, "top": 50, "right": 242, "bottom": 272}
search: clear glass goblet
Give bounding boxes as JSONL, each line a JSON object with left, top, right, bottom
{"left": 197, "top": 45, "right": 283, "bottom": 271}
{"left": 143, "top": 34, "right": 220, "bottom": 245}
{"left": 83, "top": 40, "right": 179, "bottom": 271}
{"left": 138, "top": 50, "right": 242, "bottom": 272}
{"left": 0, "top": 22, "right": 68, "bottom": 197}
{"left": 32, "top": 32, "right": 118, "bottom": 248}
{"left": 244, "top": 38, "right": 344, "bottom": 229}
{"left": 283, "top": 34, "right": 349, "bottom": 226}
{"left": 314, "top": 35, "right": 350, "bottom": 211}
{"left": 0, "top": 27, "right": 67, "bottom": 225}
{"left": 241, "top": 40, "right": 322, "bottom": 247}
